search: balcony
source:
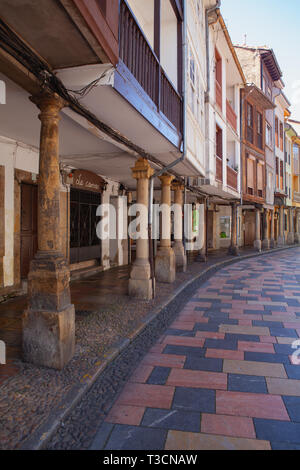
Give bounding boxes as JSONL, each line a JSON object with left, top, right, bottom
{"left": 216, "top": 80, "right": 222, "bottom": 111}
{"left": 119, "top": 0, "right": 182, "bottom": 133}
{"left": 294, "top": 191, "right": 300, "bottom": 203}
{"left": 227, "top": 166, "right": 238, "bottom": 191}
{"left": 226, "top": 100, "right": 237, "bottom": 132}
{"left": 216, "top": 156, "right": 223, "bottom": 183}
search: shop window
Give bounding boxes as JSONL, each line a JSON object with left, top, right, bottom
{"left": 220, "top": 216, "right": 231, "bottom": 239}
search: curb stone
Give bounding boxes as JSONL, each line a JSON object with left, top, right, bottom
{"left": 19, "top": 244, "right": 300, "bottom": 450}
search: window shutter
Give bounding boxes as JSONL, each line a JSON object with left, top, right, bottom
{"left": 247, "top": 158, "right": 254, "bottom": 188}
{"left": 257, "top": 164, "right": 263, "bottom": 191}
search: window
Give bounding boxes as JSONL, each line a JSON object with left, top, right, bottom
{"left": 257, "top": 163, "right": 264, "bottom": 198}
{"left": 266, "top": 123, "right": 272, "bottom": 147}
{"left": 216, "top": 126, "right": 223, "bottom": 159}
{"left": 280, "top": 122, "right": 284, "bottom": 151}
{"left": 215, "top": 48, "right": 222, "bottom": 110}
{"left": 280, "top": 160, "right": 284, "bottom": 190}
{"left": 257, "top": 112, "right": 263, "bottom": 149}
{"left": 276, "top": 157, "right": 279, "bottom": 189}
{"left": 247, "top": 157, "right": 254, "bottom": 195}
{"left": 220, "top": 216, "right": 231, "bottom": 239}
{"left": 247, "top": 103, "right": 254, "bottom": 143}
{"left": 275, "top": 117, "right": 279, "bottom": 148}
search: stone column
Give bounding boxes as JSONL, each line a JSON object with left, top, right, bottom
{"left": 129, "top": 158, "right": 154, "bottom": 300}
{"left": 277, "top": 206, "right": 285, "bottom": 246}
{"left": 295, "top": 210, "right": 300, "bottom": 244}
{"left": 270, "top": 209, "right": 275, "bottom": 248}
{"left": 262, "top": 209, "right": 270, "bottom": 250}
{"left": 172, "top": 181, "right": 187, "bottom": 272}
{"left": 155, "top": 174, "right": 176, "bottom": 283}
{"left": 254, "top": 209, "right": 262, "bottom": 252}
{"left": 287, "top": 208, "right": 295, "bottom": 245}
{"left": 23, "top": 91, "right": 75, "bottom": 370}
{"left": 228, "top": 203, "right": 239, "bottom": 256}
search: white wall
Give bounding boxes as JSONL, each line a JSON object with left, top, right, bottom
{"left": 0, "top": 135, "right": 39, "bottom": 287}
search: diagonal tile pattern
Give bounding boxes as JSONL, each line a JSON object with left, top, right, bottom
{"left": 99, "top": 251, "right": 300, "bottom": 450}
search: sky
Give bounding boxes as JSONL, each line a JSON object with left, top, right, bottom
{"left": 221, "top": 0, "right": 300, "bottom": 121}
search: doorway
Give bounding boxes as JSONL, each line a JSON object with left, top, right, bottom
{"left": 20, "top": 183, "right": 38, "bottom": 279}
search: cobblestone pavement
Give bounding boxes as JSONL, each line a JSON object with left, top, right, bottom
{"left": 83, "top": 250, "right": 300, "bottom": 451}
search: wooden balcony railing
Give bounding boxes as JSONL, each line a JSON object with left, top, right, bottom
{"left": 216, "top": 156, "right": 223, "bottom": 182}
{"left": 227, "top": 165, "right": 238, "bottom": 191}
{"left": 215, "top": 80, "right": 222, "bottom": 111}
{"left": 119, "top": 0, "right": 182, "bottom": 133}
{"left": 226, "top": 100, "right": 237, "bottom": 132}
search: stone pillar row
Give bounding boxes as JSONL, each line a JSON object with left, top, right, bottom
{"left": 23, "top": 91, "right": 75, "bottom": 370}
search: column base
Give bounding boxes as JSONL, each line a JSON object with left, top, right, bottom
{"left": 228, "top": 245, "right": 239, "bottom": 256}
{"left": 23, "top": 304, "right": 75, "bottom": 370}
{"left": 173, "top": 241, "right": 187, "bottom": 272}
{"left": 270, "top": 239, "right": 276, "bottom": 249}
{"left": 262, "top": 239, "right": 270, "bottom": 250}
{"left": 277, "top": 236, "right": 285, "bottom": 247}
{"left": 295, "top": 233, "right": 300, "bottom": 244}
{"left": 254, "top": 240, "right": 262, "bottom": 252}
{"left": 129, "top": 260, "right": 154, "bottom": 300}
{"left": 287, "top": 233, "right": 295, "bottom": 245}
{"left": 155, "top": 247, "right": 176, "bottom": 283}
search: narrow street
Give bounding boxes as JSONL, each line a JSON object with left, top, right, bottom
{"left": 80, "top": 249, "right": 300, "bottom": 451}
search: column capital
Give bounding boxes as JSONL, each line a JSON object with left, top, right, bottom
{"left": 131, "top": 158, "right": 154, "bottom": 180}
{"left": 30, "top": 91, "right": 67, "bottom": 121}
{"left": 172, "top": 181, "right": 185, "bottom": 192}
{"left": 159, "top": 174, "right": 175, "bottom": 187}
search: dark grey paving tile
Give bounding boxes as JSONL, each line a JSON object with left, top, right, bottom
{"left": 90, "top": 422, "right": 114, "bottom": 450}
{"left": 204, "top": 338, "right": 238, "bottom": 350}
{"left": 271, "top": 442, "right": 300, "bottom": 450}
{"left": 104, "top": 425, "right": 167, "bottom": 450}
{"left": 141, "top": 408, "right": 201, "bottom": 433}
{"left": 254, "top": 419, "right": 300, "bottom": 445}
{"left": 184, "top": 356, "right": 223, "bottom": 372}
{"left": 269, "top": 327, "right": 298, "bottom": 338}
{"left": 274, "top": 344, "right": 295, "bottom": 355}
{"left": 164, "top": 329, "right": 195, "bottom": 337}
{"left": 253, "top": 320, "right": 284, "bottom": 328}
{"left": 285, "top": 365, "right": 300, "bottom": 380}
{"left": 172, "top": 387, "right": 215, "bottom": 413}
{"left": 264, "top": 306, "right": 286, "bottom": 312}
{"left": 147, "top": 367, "right": 171, "bottom": 385}
{"left": 193, "top": 324, "right": 219, "bottom": 333}
{"left": 244, "top": 351, "right": 291, "bottom": 365}
{"left": 283, "top": 396, "right": 300, "bottom": 423}
{"left": 243, "top": 310, "right": 267, "bottom": 316}
{"left": 228, "top": 374, "right": 268, "bottom": 394}
{"left": 163, "top": 345, "right": 205, "bottom": 358}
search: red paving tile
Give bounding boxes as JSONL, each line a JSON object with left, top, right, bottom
{"left": 129, "top": 365, "right": 153, "bottom": 383}
{"left": 260, "top": 336, "right": 277, "bottom": 343}
{"left": 206, "top": 349, "right": 244, "bottom": 360}
{"left": 116, "top": 383, "right": 175, "bottom": 409}
{"left": 216, "top": 391, "right": 290, "bottom": 421}
{"left": 105, "top": 405, "right": 145, "bottom": 426}
{"left": 201, "top": 413, "right": 256, "bottom": 439}
{"left": 162, "top": 336, "right": 205, "bottom": 348}
{"left": 141, "top": 353, "right": 185, "bottom": 369}
{"left": 167, "top": 369, "right": 227, "bottom": 390}
{"left": 169, "top": 321, "right": 195, "bottom": 331}
{"left": 195, "top": 332, "right": 225, "bottom": 340}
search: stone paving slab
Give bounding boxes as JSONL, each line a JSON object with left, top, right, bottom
{"left": 1, "top": 246, "right": 300, "bottom": 450}
{"left": 87, "top": 249, "right": 300, "bottom": 451}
